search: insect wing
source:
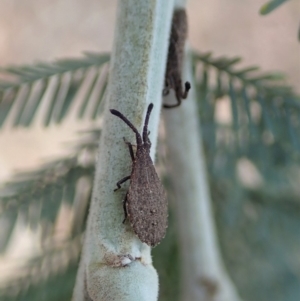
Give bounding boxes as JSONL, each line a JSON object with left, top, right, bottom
{"left": 126, "top": 153, "right": 168, "bottom": 247}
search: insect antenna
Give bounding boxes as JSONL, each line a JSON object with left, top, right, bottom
{"left": 110, "top": 109, "right": 142, "bottom": 145}
{"left": 143, "top": 103, "right": 154, "bottom": 143}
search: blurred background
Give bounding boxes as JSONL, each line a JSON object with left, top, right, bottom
{"left": 0, "top": 0, "right": 299, "bottom": 300}
{"left": 0, "top": 0, "right": 299, "bottom": 180}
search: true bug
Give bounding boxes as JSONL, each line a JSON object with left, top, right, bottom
{"left": 110, "top": 103, "right": 168, "bottom": 247}
{"left": 163, "top": 8, "right": 191, "bottom": 108}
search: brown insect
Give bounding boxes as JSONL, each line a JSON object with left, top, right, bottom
{"left": 163, "top": 8, "right": 191, "bottom": 108}
{"left": 110, "top": 103, "right": 168, "bottom": 247}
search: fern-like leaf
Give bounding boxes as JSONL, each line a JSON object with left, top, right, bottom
{"left": 0, "top": 53, "right": 109, "bottom": 127}
{"left": 193, "top": 51, "right": 300, "bottom": 172}
{"left": 0, "top": 130, "right": 99, "bottom": 252}
{"left": 0, "top": 236, "right": 81, "bottom": 301}
{"left": 213, "top": 175, "right": 300, "bottom": 301}
{"left": 260, "top": 0, "right": 290, "bottom": 15}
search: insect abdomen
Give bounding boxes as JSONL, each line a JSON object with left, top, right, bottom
{"left": 126, "top": 153, "right": 168, "bottom": 247}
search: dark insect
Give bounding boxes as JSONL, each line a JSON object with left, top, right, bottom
{"left": 110, "top": 103, "right": 168, "bottom": 247}
{"left": 163, "top": 8, "right": 191, "bottom": 108}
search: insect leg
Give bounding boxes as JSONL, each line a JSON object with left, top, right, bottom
{"left": 114, "top": 175, "right": 131, "bottom": 191}
{"left": 163, "top": 78, "right": 170, "bottom": 96}
{"left": 163, "top": 78, "right": 181, "bottom": 108}
{"left": 163, "top": 87, "right": 170, "bottom": 96}
{"left": 122, "top": 194, "right": 128, "bottom": 223}
{"left": 182, "top": 81, "right": 191, "bottom": 99}
{"left": 163, "top": 81, "right": 191, "bottom": 108}
{"left": 163, "top": 94, "right": 181, "bottom": 108}
{"left": 123, "top": 137, "right": 135, "bottom": 161}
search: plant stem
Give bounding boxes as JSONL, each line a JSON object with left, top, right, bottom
{"left": 163, "top": 49, "right": 243, "bottom": 301}
{"left": 72, "top": 0, "right": 174, "bottom": 300}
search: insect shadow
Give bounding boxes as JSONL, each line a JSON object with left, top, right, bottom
{"left": 110, "top": 103, "right": 168, "bottom": 247}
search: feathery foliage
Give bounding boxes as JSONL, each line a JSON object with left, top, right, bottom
{"left": 260, "top": 0, "right": 291, "bottom": 15}
{"left": 213, "top": 178, "right": 300, "bottom": 301}
{"left": 193, "top": 52, "right": 300, "bottom": 177}
{"left": 1, "top": 50, "right": 299, "bottom": 163}
{"left": 0, "top": 53, "right": 109, "bottom": 127}
{"left": 0, "top": 236, "right": 81, "bottom": 301}
{"left": 1, "top": 51, "right": 300, "bottom": 301}
{"left": 0, "top": 130, "right": 98, "bottom": 253}
{"left": 191, "top": 53, "right": 300, "bottom": 301}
